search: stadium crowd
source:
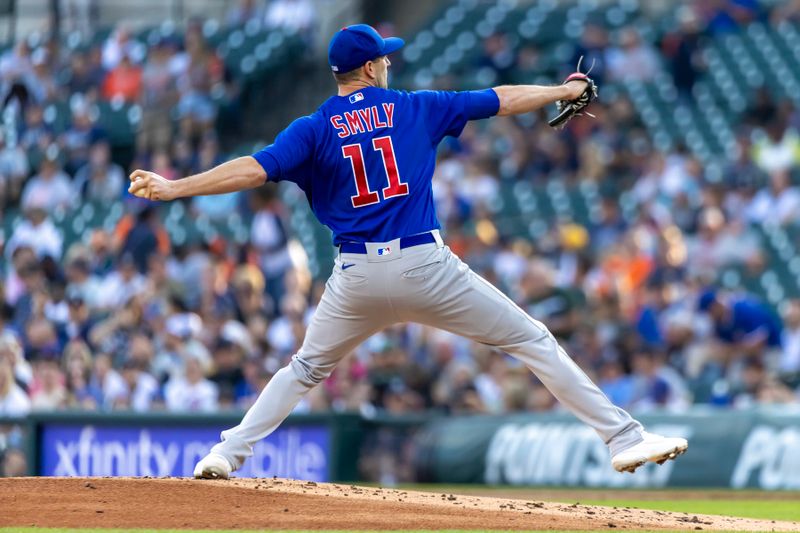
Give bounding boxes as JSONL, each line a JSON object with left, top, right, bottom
{"left": 1, "top": 0, "right": 800, "bottom": 466}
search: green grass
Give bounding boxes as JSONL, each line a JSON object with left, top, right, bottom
{"left": 580, "top": 499, "right": 800, "bottom": 521}
{"left": 399, "top": 484, "right": 800, "bottom": 522}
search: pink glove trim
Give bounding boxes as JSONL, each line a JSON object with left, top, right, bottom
{"left": 564, "top": 72, "right": 589, "bottom": 83}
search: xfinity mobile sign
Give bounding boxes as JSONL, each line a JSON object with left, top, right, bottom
{"left": 41, "top": 424, "right": 329, "bottom": 480}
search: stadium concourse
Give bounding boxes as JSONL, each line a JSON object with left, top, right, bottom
{"left": 1, "top": 0, "right": 800, "bottom": 481}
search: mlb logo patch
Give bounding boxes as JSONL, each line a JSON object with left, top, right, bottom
{"left": 349, "top": 92, "right": 364, "bottom": 104}
{"left": 377, "top": 246, "right": 391, "bottom": 256}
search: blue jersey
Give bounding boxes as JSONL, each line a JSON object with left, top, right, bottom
{"left": 716, "top": 297, "right": 783, "bottom": 347}
{"left": 252, "top": 87, "right": 499, "bottom": 244}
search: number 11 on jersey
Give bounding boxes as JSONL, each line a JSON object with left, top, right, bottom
{"left": 342, "top": 136, "right": 409, "bottom": 208}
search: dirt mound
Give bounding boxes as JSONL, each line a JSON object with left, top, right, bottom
{"left": 1, "top": 477, "right": 797, "bottom": 531}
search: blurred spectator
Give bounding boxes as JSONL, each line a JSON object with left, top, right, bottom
{"left": 745, "top": 168, "right": 800, "bottom": 226}
{"left": 700, "top": 0, "right": 761, "bottom": 35}
{"left": 164, "top": 355, "right": 218, "bottom": 412}
{"left": 0, "top": 42, "right": 33, "bottom": 104}
{"left": 523, "top": 260, "right": 580, "bottom": 339}
{"left": 118, "top": 359, "right": 160, "bottom": 412}
{"left": 19, "top": 104, "right": 51, "bottom": 158}
{"left": 606, "top": 27, "right": 660, "bottom": 82}
{"left": 5, "top": 208, "right": 63, "bottom": 261}
{"left": 661, "top": 7, "right": 704, "bottom": 98}
{"left": 21, "top": 151, "right": 73, "bottom": 213}
{"left": 152, "top": 310, "right": 210, "bottom": 380}
{"left": 102, "top": 26, "right": 138, "bottom": 70}
{"left": 26, "top": 48, "right": 58, "bottom": 103}
{"left": 138, "top": 39, "right": 177, "bottom": 154}
{"left": 630, "top": 348, "right": 691, "bottom": 411}
{"left": 120, "top": 207, "right": 169, "bottom": 274}
{"left": 771, "top": 0, "right": 800, "bottom": 24}
{"left": 209, "top": 338, "right": 246, "bottom": 406}
{"left": 89, "top": 352, "right": 126, "bottom": 408}
{"left": 265, "top": 0, "right": 314, "bottom": 35}
{"left": 477, "top": 33, "right": 516, "bottom": 85}
{"left": 102, "top": 53, "right": 142, "bottom": 102}
{"left": 744, "top": 87, "right": 778, "bottom": 129}
{"left": 751, "top": 120, "right": 800, "bottom": 173}
{"left": 63, "top": 341, "right": 101, "bottom": 409}
{"left": 64, "top": 252, "right": 103, "bottom": 308}
{"left": 734, "top": 357, "right": 797, "bottom": 406}
{"left": 25, "top": 317, "right": 60, "bottom": 358}
{"left": 599, "top": 359, "right": 636, "bottom": 408}
{"left": 590, "top": 198, "right": 628, "bottom": 255}
{"left": 686, "top": 207, "right": 762, "bottom": 279}
{"left": 0, "top": 357, "right": 30, "bottom": 416}
{"left": 512, "top": 45, "right": 541, "bottom": 84}
{"left": 62, "top": 99, "right": 103, "bottom": 174}
{"left": 175, "top": 23, "right": 223, "bottom": 140}
{"left": 226, "top": 0, "right": 265, "bottom": 28}
{"left": 570, "top": 23, "right": 609, "bottom": 85}
{"left": 192, "top": 135, "right": 237, "bottom": 219}
{"left": 698, "top": 290, "right": 783, "bottom": 368}
{"left": 151, "top": 149, "right": 179, "bottom": 181}
{"left": 0, "top": 130, "right": 30, "bottom": 207}
{"left": 473, "top": 350, "right": 509, "bottom": 414}
{"left": 98, "top": 255, "right": 146, "bottom": 309}
{"left": 267, "top": 292, "right": 305, "bottom": 355}
{"left": 65, "top": 49, "right": 105, "bottom": 97}
{"left": 250, "top": 186, "right": 291, "bottom": 314}
{"left": 1, "top": 448, "right": 27, "bottom": 476}
{"left": 780, "top": 300, "right": 800, "bottom": 376}
{"left": 0, "top": 333, "right": 32, "bottom": 387}
{"left": 73, "top": 140, "right": 125, "bottom": 202}
{"left": 63, "top": 287, "right": 94, "bottom": 344}
{"left": 28, "top": 353, "right": 67, "bottom": 410}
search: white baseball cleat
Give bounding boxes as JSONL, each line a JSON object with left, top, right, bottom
{"left": 611, "top": 431, "right": 688, "bottom": 474}
{"left": 193, "top": 453, "right": 232, "bottom": 480}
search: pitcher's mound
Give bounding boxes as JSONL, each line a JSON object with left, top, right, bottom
{"left": 0, "top": 477, "right": 796, "bottom": 531}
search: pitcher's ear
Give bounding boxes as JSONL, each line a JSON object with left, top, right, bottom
{"left": 363, "top": 60, "right": 375, "bottom": 80}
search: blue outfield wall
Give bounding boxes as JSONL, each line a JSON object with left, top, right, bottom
{"left": 2, "top": 408, "right": 799, "bottom": 488}
{"left": 39, "top": 423, "right": 329, "bottom": 479}
{"left": 3, "top": 412, "right": 361, "bottom": 481}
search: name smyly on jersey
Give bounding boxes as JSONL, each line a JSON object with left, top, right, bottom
{"left": 330, "top": 98, "right": 395, "bottom": 139}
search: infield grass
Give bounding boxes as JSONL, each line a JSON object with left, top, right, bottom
{"left": 402, "top": 484, "right": 800, "bottom": 522}
{"left": 578, "top": 499, "right": 800, "bottom": 521}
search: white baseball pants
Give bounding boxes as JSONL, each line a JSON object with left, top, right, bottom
{"left": 210, "top": 232, "right": 644, "bottom": 469}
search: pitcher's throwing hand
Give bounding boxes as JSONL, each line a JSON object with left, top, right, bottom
{"left": 128, "top": 170, "right": 178, "bottom": 201}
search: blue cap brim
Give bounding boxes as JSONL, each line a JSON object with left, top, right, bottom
{"left": 382, "top": 37, "right": 404, "bottom": 55}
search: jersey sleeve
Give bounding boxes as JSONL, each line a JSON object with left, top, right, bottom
{"left": 251, "top": 116, "right": 316, "bottom": 182}
{"left": 413, "top": 89, "right": 499, "bottom": 144}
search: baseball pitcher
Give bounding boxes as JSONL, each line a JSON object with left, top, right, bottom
{"left": 128, "top": 24, "right": 687, "bottom": 479}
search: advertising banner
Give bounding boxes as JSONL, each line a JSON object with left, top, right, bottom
{"left": 413, "top": 410, "right": 800, "bottom": 489}
{"left": 40, "top": 422, "right": 329, "bottom": 480}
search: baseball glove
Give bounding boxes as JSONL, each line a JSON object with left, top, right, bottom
{"left": 548, "top": 57, "right": 598, "bottom": 129}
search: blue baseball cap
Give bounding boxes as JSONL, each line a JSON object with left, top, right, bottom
{"left": 697, "top": 289, "right": 718, "bottom": 312}
{"left": 328, "top": 24, "right": 404, "bottom": 74}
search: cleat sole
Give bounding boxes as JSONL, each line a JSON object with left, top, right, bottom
{"left": 195, "top": 466, "right": 229, "bottom": 480}
{"left": 615, "top": 443, "right": 688, "bottom": 474}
